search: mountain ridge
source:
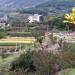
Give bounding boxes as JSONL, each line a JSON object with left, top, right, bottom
{"left": 34, "top": 0, "right": 75, "bottom": 16}
{"left": 0, "top": 0, "right": 48, "bottom": 11}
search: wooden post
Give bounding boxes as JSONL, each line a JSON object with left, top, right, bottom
{"left": 16, "top": 43, "right": 18, "bottom": 52}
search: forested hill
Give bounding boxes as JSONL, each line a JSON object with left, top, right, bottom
{"left": 0, "top": 0, "right": 48, "bottom": 11}
{"left": 20, "top": 0, "right": 75, "bottom": 16}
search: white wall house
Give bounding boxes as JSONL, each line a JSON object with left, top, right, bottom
{"left": 0, "top": 23, "right": 6, "bottom": 29}
{"left": 0, "top": 15, "right": 8, "bottom": 22}
{"left": 0, "top": 15, "right": 8, "bottom": 29}
{"left": 28, "top": 14, "right": 43, "bottom": 23}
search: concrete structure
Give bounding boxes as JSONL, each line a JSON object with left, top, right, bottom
{"left": 28, "top": 14, "right": 43, "bottom": 23}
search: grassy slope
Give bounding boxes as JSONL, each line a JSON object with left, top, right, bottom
{"left": 58, "top": 69, "right": 75, "bottom": 75}
{"left": 0, "top": 52, "right": 20, "bottom": 68}
{"left": 0, "top": 44, "right": 33, "bottom": 68}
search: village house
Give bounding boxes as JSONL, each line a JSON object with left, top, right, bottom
{"left": 0, "top": 15, "right": 8, "bottom": 29}
{"left": 28, "top": 14, "right": 43, "bottom": 23}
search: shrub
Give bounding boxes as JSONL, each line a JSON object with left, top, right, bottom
{"left": 10, "top": 51, "right": 36, "bottom": 72}
{"left": 0, "top": 32, "right": 6, "bottom": 38}
{"left": 10, "top": 50, "right": 61, "bottom": 75}
{"left": 48, "top": 17, "right": 66, "bottom": 30}
{"left": 32, "top": 50, "right": 61, "bottom": 75}
{"left": 10, "top": 42, "right": 75, "bottom": 75}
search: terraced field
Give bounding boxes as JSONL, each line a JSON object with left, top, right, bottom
{"left": 0, "top": 37, "right": 36, "bottom": 44}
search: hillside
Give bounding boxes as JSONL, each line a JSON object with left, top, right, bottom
{"left": 21, "top": 0, "right": 75, "bottom": 16}
{"left": 36, "top": 0, "right": 75, "bottom": 16}
{"left": 0, "top": 0, "right": 48, "bottom": 11}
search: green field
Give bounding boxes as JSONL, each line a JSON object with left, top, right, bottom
{"left": 58, "top": 69, "right": 75, "bottom": 75}
{"left": 0, "top": 42, "right": 16, "bottom": 46}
